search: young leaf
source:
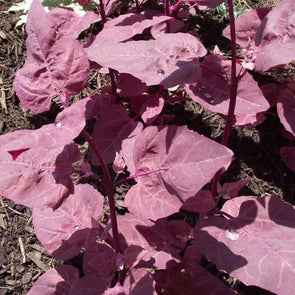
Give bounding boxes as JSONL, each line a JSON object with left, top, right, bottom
{"left": 32, "top": 184, "right": 104, "bottom": 260}
{"left": 194, "top": 195, "right": 295, "bottom": 295}
{"left": 13, "top": 0, "right": 89, "bottom": 113}
{"left": 86, "top": 33, "right": 206, "bottom": 88}
{"left": 125, "top": 125, "right": 233, "bottom": 220}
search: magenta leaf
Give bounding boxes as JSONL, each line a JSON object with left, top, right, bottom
{"left": 13, "top": 0, "right": 89, "bottom": 113}
{"left": 194, "top": 195, "right": 295, "bottom": 295}
{"left": 186, "top": 56, "right": 270, "bottom": 117}
{"left": 125, "top": 125, "right": 233, "bottom": 220}
{"left": 277, "top": 87, "right": 295, "bottom": 136}
{"left": 86, "top": 33, "right": 206, "bottom": 88}
{"left": 32, "top": 184, "right": 104, "bottom": 260}
{"left": 48, "top": 8, "right": 100, "bottom": 39}
{"left": 0, "top": 143, "right": 80, "bottom": 209}
{"left": 92, "top": 12, "right": 172, "bottom": 45}
{"left": 280, "top": 146, "right": 295, "bottom": 172}
{"left": 71, "top": 274, "right": 108, "bottom": 295}
{"left": 27, "top": 265, "right": 79, "bottom": 295}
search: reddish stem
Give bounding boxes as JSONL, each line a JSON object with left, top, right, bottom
{"left": 211, "top": 0, "right": 238, "bottom": 199}
{"left": 81, "top": 129, "right": 121, "bottom": 253}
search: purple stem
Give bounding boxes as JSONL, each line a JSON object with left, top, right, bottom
{"left": 211, "top": 0, "right": 238, "bottom": 199}
{"left": 164, "top": 0, "right": 171, "bottom": 33}
{"left": 81, "top": 129, "right": 121, "bottom": 253}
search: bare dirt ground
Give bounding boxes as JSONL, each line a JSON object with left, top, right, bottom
{"left": 0, "top": 0, "right": 294, "bottom": 294}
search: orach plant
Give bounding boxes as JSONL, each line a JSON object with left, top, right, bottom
{"left": 1, "top": 0, "right": 295, "bottom": 294}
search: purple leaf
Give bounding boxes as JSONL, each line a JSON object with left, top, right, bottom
{"left": 125, "top": 125, "right": 233, "bottom": 220}
{"left": 92, "top": 12, "right": 172, "bottom": 45}
{"left": 13, "top": 0, "right": 89, "bottom": 113}
{"left": 91, "top": 98, "right": 143, "bottom": 174}
{"left": 277, "top": 87, "right": 295, "bottom": 136}
{"left": 32, "top": 184, "right": 104, "bottom": 260}
{"left": 196, "top": 0, "right": 226, "bottom": 10}
{"left": 218, "top": 179, "right": 251, "bottom": 199}
{"left": 280, "top": 146, "right": 295, "bottom": 172}
{"left": 195, "top": 195, "right": 295, "bottom": 295}
{"left": 27, "top": 265, "right": 79, "bottom": 295}
{"left": 0, "top": 97, "right": 91, "bottom": 152}
{"left": 117, "top": 73, "right": 148, "bottom": 97}
{"left": 0, "top": 143, "right": 80, "bottom": 209}
{"left": 155, "top": 261, "right": 235, "bottom": 295}
{"left": 181, "top": 190, "right": 216, "bottom": 214}
{"left": 71, "top": 274, "right": 108, "bottom": 295}
{"left": 48, "top": 7, "right": 101, "bottom": 39}
{"left": 140, "top": 95, "right": 165, "bottom": 125}
{"left": 83, "top": 241, "right": 116, "bottom": 283}
{"left": 86, "top": 33, "right": 206, "bottom": 88}
{"left": 186, "top": 56, "right": 269, "bottom": 117}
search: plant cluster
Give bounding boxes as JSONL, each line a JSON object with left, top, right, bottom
{"left": 1, "top": 0, "right": 295, "bottom": 294}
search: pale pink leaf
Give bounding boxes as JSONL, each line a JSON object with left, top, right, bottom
{"left": 93, "top": 12, "right": 172, "bottom": 44}
{"left": 125, "top": 125, "right": 233, "bottom": 220}
{"left": 32, "top": 184, "right": 104, "bottom": 260}
{"left": 234, "top": 112, "right": 266, "bottom": 127}
{"left": 86, "top": 33, "right": 206, "bottom": 88}
{"left": 27, "top": 265, "right": 79, "bottom": 295}
{"left": 13, "top": 0, "right": 89, "bottom": 114}
{"left": 277, "top": 88, "right": 295, "bottom": 136}
{"left": 48, "top": 8, "right": 101, "bottom": 39}
{"left": 195, "top": 195, "right": 295, "bottom": 295}
{"left": 150, "top": 18, "right": 185, "bottom": 39}
{"left": 280, "top": 146, "right": 295, "bottom": 172}
{"left": 0, "top": 143, "right": 80, "bottom": 209}
{"left": 254, "top": 0, "right": 295, "bottom": 72}
{"left": 140, "top": 95, "right": 165, "bottom": 124}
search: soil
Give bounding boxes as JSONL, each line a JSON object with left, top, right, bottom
{"left": 0, "top": 0, "right": 294, "bottom": 294}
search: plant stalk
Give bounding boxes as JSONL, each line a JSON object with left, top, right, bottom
{"left": 81, "top": 129, "right": 121, "bottom": 253}
{"left": 211, "top": 0, "right": 238, "bottom": 199}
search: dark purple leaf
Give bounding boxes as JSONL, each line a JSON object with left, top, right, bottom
{"left": 280, "top": 146, "right": 295, "bottom": 172}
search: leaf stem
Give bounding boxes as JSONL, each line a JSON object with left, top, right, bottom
{"left": 81, "top": 129, "right": 121, "bottom": 253}
{"left": 211, "top": 0, "right": 238, "bottom": 199}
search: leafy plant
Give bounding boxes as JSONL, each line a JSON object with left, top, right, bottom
{"left": 2, "top": 0, "right": 295, "bottom": 294}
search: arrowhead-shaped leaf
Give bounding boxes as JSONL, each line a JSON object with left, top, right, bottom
{"left": 194, "top": 195, "right": 295, "bottom": 295}
{"left": 125, "top": 125, "right": 233, "bottom": 220}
